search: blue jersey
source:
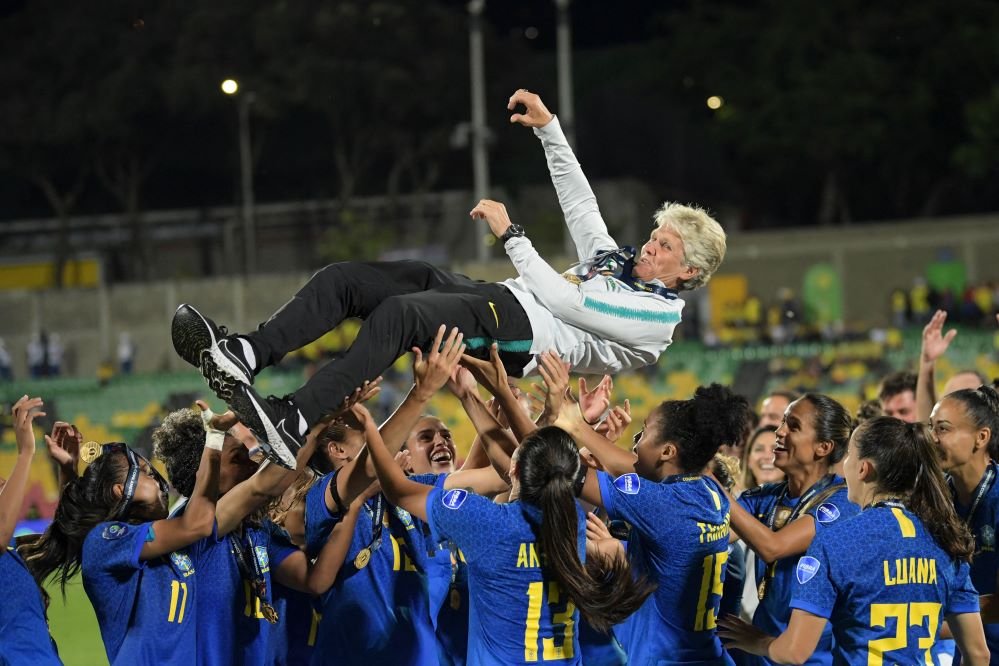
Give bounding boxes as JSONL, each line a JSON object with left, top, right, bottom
{"left": 953, "top": 461, "right": 999, "bottom": 660}
{"left": 737, "top": 477, "right": 859, "bottom": 666}
{"left": 792, "top": 505, "right": 979, "bottom": 665}
{"left": 427, "top": 486, "right": 585, "bottom": 666}
{"left": 264, "top": 524, "right": 317, "bottom": 666}
{"left": 598, "top": 471, "right": 732, "bottom": 665}
{"left": 0, "top": 548, "right": 61, "bottom": 665}
{"left": 82, "top": 520, "right": 201, "bottom": 665}
{"left": 304, "top": 471, "right": 437, "bottom": 666}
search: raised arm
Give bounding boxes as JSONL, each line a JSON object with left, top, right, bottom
{"left": 727, "top": 500, "right": 817, "bottom": 564}
{"left": 336, "top": 325, "right": 465, "bottom": 506}
{"left": 460, "top": 343, "right": 537, "bottom": 442}
{"left": 553, "top": 395, "right": 637, "bottom": 479}
{"left": 1, "top": 397, "right": 45, "bottom": 552}
{"left": 917, "top": 310, "right": 955, "bottom": 422}
{"left": 142, "top": 420, "right": 222, "bottom": 559}
{"left": 44, "top": 421, "right": 81, "bottom": 490}
{"left": 719, "top": 610, "right": 826, "bottom": 665}
{"left": 360, "top": 403, "right": 432, "bottom": 523}
{"left": 508, "top": 89, "right": 616, "bottom": 261}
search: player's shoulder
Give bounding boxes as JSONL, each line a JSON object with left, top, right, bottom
{"left": 740, "top": 481, "right": 785, "bottom": 501}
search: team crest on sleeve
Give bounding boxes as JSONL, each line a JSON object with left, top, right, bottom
{"left": 442, "top": 489, "right": 469, "bottom": 509}
{"left": 613, "top": 473, "right": 641, "bottom": 495}
{"left": 170, "top": 551, "right": 194, "bottom": 576}
{"left": 796, "top": 556, "right": 821, "bottom": 584}
{"left": 255, "top": 545, "right": 270, "bottom": 573}
{"left": 815, "top": 503, "right": 840, "bottom": 524}
{"left": 102, "top": 523, "right": 129, "bottom": 540}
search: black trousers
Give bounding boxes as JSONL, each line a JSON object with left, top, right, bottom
{"left": 245, "top": 261, "right": 534, "bottom": 425}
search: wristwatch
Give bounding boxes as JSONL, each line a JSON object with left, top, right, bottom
{"left": 499, "top": 224, "right": 526, "bottom": 244}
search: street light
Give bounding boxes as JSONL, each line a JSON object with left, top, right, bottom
{"left": 222, "top": 78, "right": 256, "bottom": 274}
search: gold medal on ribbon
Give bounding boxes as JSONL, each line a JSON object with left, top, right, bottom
{"left": 756, "top": 577, "right": 768, "bottom": 601}
{"left": 81, "top": 441, "right": 103, "bottom": 464}
{"left": 261, "top": 602, "right": 279, "bottom": 624}
{"left": 773, "top": 506, "right": 793, "bottom": 530}
{"left": 354, "top": 547, "right": 372, "bottom": 570}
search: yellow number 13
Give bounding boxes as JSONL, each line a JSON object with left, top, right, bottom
{"left": 868, "top": 601, "right": 941, "bottom": 666}
{"left": 524, "top": 581, "right": 576, "bottom": 662}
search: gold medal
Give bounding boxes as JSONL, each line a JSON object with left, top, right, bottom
{"left": 757, "top": 577, "right": 767, "bottom": 601}
{"left": 772, "top": 506, "right": 793, "bottom": 530}
{"left": 261, "top": 602, "right": 279, "bottom": 624}
{"left": 81, "top": 441, "right": 103, "bottom": 464}
{"left": 353, "top": 547, "right": 372, "bottom": 570}
{"left": 449, "top": 588, "right": 461, "bottom": 610}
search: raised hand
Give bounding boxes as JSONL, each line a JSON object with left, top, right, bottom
{"left": 446, "top": 366, "right": 480, "bottom": 402}
{"left": 461, "top": 343, "right": 509, "bottom": 398}
{"left": 12, "top": 396, "right": 46, "bottom": 457}
{"left": 393, "top": 450, "right": 414, "bottom": 476}
{"left": 195, "top": 399, "right": 239, "bottom": 432}
{"left": 340, "top": 377, "right": 384, "bottom": 414}
{"left": 414, "top": 325, "right": 466, "bottom": 401}
{"left": 579, "top": 375, "right": 612, "bottom": 425}
{"left": 45, "top": 421, "right": 81, "bottom": 467}
{"left": 537, "top": 351, "right": 571, "bottom": 424}
{"left": 595, "top": 400, "right": 632, "bottom": 443}
{"left": 469, "top": 199, "right": 514, "bottom": 239}
{"left": 921, "top": 310, "right": 957, "bottom": 364}
{"left": 507, "top": 89, "right": 554, "bottom": 128}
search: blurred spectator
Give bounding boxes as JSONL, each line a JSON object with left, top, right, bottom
{"left": 943, "top": 369, "right": 987, "bottom": 395}
{"left": 877, "top": 370, "right": 918, "bottom": 422}
{"left": 118, "top": 332, "right": 136, "bottom": 375}
{"left": 97, "top": 357, "right": 115, "bottom": 387}
{"left": 47, "top": 333, "right": 63, "bottom": 377}
{"left": 854, "top": 399, "right": 883, "bottom": 426}
{"left": 890, "top": 288, "right": 908, "bottom": 328}
{"left": 909, "top": 278, "right": 931, "bottom": 324}
{"left": 27, "top": 332, "right": 45, "bottom": 378}
{"left": 758, "top": 390, "right": 798, "bottom": 428}
{"left": 0, "top": 338, "right": 10, "bottom": 381}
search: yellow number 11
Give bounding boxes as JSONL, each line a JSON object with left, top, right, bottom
{"left": 167, "top": 580, "right": 188, "bottom": 623}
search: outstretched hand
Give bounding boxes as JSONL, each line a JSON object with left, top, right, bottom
{"left": 921, "top": 310, "right": 957, "bottom": 364}
{"left": 595, "top": 400, "right": 632, "bottom": 443}
{"left": 45, "top": 420, "right": 81, "bottom": 467}
{"left": 447, "top": 366, "right": 480, "bottom": 402}
{"left": 717, "top": 615, "right": 774, "bottom": 656}
{"left": 12, "top": 396, "right": 46, "bottom": 457}
{"left": 414, "top": 326, "right": 466, "bottom": 401}
{"left": 579, "top": 375, "right": 612, "bottom": 424}
{"left": 507, "top": 89, "right": 554, "bottom": 128}
{"left": 469, "top": 199, "right": 513, "bottom": 239}
{"left": 536, "top": 351, "right": 571, "bottom": 425}
{"left": 461, "top": 343, "right": 510, "bottom": 398}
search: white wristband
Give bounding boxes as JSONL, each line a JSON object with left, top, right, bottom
{"left": 205, "top": 429, "right": 226, "bottom": 451}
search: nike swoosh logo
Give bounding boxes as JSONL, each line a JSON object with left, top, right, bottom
{"left": 488, "top": 302, "right": 499, "bottom": 327}
{"left": 244, "top": 390, "right": 297, "bottom": 468}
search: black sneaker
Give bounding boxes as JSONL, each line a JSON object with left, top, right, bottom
{"left": 228, "top": 383, "right": 303, "bottom": 470}
{"left": 172, "top": 304, "right": 255, "bottom": 401}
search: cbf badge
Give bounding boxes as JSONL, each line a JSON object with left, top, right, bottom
{"left": 102, "top": 523, "right": 129, "bottom": 540}
{"left": 443, "top": 489, "right": 468, "bottom": 510}
{"left": 170, "top": 552, "right": 194, "bottom": 577}
{"left": 796, "top": 556, "right": 821, "bottom": 584}
{"left": 981, "top": 525, "right": 996, "bottom": 552}
{"left": 254, "top": 546, "right": 270, "bottom": 573}
{"left": 614, "top": 473, "right": 641, "bottom": 495}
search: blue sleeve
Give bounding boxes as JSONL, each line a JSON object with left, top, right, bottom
{"left": 947, "top": 562, "right": 982, "bottom": 616}
{"left": 304, "top": 472, "right": 343, "bottom": 558}
{"left": 86, "top": 521, "right": 153, "bottom": 573}
{"left": 265, "top": 521, "right": 300, "bottom": 570}
{"left": 806, "top": 487, "right": 860, "bottom": 532}
{"left": 596, "top": 471, "right": 661, "bottom": 535}
{"left": 425, "top": 486, "right": 499, "bottom": 560}
{"left": 789, "top": 532, "right": 836, "bottom": 619}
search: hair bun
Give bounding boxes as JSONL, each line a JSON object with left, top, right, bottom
{"left": 691, "top": 383, "right": 750, "bottom": 446}
{"left": 977, "top": 385, "right": 999, "bottom": 414}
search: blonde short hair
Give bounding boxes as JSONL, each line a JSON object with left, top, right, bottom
{"left": 654, "top": 202, "right": 726, "bottom": 291}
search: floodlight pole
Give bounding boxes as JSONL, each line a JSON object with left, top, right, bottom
{"left": 469, "top": 0, "right": 490, "bottom": 262}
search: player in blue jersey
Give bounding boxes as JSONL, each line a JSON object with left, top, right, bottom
{"left": 553, "top": 382, "right": 751, "bottom": 665}
{"left": 1, "top": 396, "right": 61, "bottom": 665}
{"left": 930, "top": 385, "right": 999, "bottom": 661}
{"left": 720, "top": 416, "right": 991, "bottom": 665}
{"left": 725, "top": 393, "right": 858, "bottom": 666}
{"left": 20, "top": 418, "right": 222, "bottom": 665}
{"left": 366, "top": 412, "right": 654, "bottom": 666}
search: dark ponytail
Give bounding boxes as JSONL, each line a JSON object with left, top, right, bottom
{"left": 19, "top": 451, "right": 130, "bottom": 595}
{"left": 518, "top": 427, "right": 655, "bottom": 632}
{"left": 854, "top": 417, "right": 975, "bottom": 562}
{"left": 647, "top": 384, "right": 750, "bottom": 473}
{"left": 944, "top": 385, "right": 999, "bottom": 459}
